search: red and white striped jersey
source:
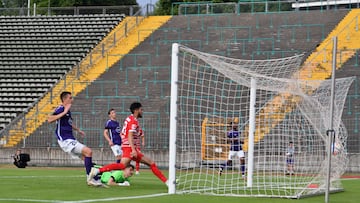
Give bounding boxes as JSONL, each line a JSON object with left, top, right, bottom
{"left": 121, "top": 114, "right": 140, "bottom": 148}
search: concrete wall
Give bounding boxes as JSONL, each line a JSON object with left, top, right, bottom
{"left": 1, "top": 148, "right": 359, "bottom": 173}
{"left": 0, "top": 147, "right": 169, "bottom": 168}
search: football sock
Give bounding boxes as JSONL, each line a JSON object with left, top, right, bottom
{"left": 220, "top": 160, "right": 232, "bottom": 170}
{"left": 99, "top": 163, "right": 125, "bottom": 173}
{"left": 241, "top": 164, "right": 245, "bottom": 175}
{"left": 84, "top": 157, "right": 92, "bottom": 175}
{"left": 136, "top": 161, "right": 140, "bottom": 171}
{"left": 150, "top": 163, "right": 167, "bottom": 183}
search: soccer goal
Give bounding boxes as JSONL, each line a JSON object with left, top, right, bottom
{"left": 168, "top": 43, "right": 354, "bottom": 198}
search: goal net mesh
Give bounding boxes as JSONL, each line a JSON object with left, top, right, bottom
{"left": 173, "top": 44, "right": 354, "bottom": 198}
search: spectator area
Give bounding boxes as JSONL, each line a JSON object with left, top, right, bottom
{"left": 0, "top": 14, "right": 125, "bottom": 130}
{"left": 24, "top": 10, "right": 354, "bottom": 149}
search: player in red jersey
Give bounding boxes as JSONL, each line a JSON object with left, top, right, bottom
{"left": 88, "top": 102, "right": 168, "bottom": 186}
{"left": 135, "top": 128, "right": 145, "bottom": 175}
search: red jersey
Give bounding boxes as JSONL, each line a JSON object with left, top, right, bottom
{"left": 121, "top": 114, "right": 140, "bottom": 148}
{"left": 134, "top": 128, "right": 143, "bottom": 148}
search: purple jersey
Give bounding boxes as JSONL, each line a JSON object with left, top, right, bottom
{"left": 104, "top": 119, "right": 122, "bottom": 145}
{"left": 227, "top": 130, "right": 242, "bottom": 151}
{"left": 53, "top": 105, "right": 75, "bottom": 141}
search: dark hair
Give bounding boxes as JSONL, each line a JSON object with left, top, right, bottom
{"left": 60, "top": 91, "right": 71, "bottom": 102}
{"left": 289, "top": 141, "right": 293, "bottom": 144}
{"left": 126, "top": 164, "right": 135, "bottom": 170}
{"left": 108, "top": 108, "right": 115, "bottom": 115}
{"left": 130, "top": 102, "right": 142, "bottom": 114}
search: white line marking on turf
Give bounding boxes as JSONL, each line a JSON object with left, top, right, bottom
{"left": 1, "top": 175, "right": 84, "bottom": 179}
{"left": 0, "top": 193, "right": 168, "bottom": 203}
{"left": 1, "top": 175, "right": 158, "bottom": 180}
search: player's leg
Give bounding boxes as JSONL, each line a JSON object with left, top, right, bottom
{"left": 135, "top": 160, "right": 140, "bottom": 175}
{"left": 290, "top": 159, "right": 294, "bottom": 175}
{"left": 67, "top": 140, "right": 100, "bottom": 186}
{"left": 219, "top": 151, "right": 234, "bottom": 176}
{"left": 87, "top": 148, "right": 130, "bottom": 182}
{"left": 81, "top": 146, "right": 102, "bottom": 186}
{"left": 62, "top": 139, "right": 92, "bottom": 177}
{"left": 238, "top": 151, "right": 246, "bottom": 177}
{"left": 139, "top": 153, "right": 167, "bottom": 183}
{"left": 286, "top": 159, "right": 291, "bottom": 175}
{"left": 135, "top": 147, "right": 141, "bottom": 174}
{"left": 110, "top": 145, "right": 122, "bottom": 163}
{"left": 80, "top": 145, "right": 92, "bottom": 175}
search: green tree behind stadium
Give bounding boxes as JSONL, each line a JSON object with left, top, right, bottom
{"left": 154, "top": 0, "right": 238, "bottom": 15}
{"left": 3, "top": 0, "right": 139, "bottom": 7}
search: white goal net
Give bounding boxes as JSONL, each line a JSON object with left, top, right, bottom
{"left": 168, "top": 43, "right": 354, "bottom": 198}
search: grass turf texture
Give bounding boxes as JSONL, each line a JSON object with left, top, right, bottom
{"left": 0, "top": 166, "right": 359, "bottom": 203}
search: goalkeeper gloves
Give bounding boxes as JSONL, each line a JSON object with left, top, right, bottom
{"left": 118, "top": 181, "right": 130, "bottom": 186}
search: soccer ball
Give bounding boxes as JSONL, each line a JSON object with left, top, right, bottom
{"left": 332, "top": 142, "right": 342, "bottom": 155}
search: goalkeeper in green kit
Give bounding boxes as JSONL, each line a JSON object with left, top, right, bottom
{"left": 100, "top": 164, "right": 134, "bottom": 186}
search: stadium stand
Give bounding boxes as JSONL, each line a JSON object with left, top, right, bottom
{"left": 1, "top": 7, "right": 360, "bottom": 158}
{"left": 0, "top": 14, "right": 125, "bottom": 131}
{"left": 0, "top": 15, "right": 171, "bottom": 147}
{"left": 20, "top": 10, "right": 352, "bottom": 149}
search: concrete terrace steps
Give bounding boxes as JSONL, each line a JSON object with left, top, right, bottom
{"left": 243, "top": 9, "right": 360, "bottom": 151}
{"left": 300, "top": 9, "right": 360, "bottom": 81}
{"left": 1, "top": 16, "right": 172, "bottom": 147}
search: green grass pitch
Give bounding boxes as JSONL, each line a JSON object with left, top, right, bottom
{"left": 0, "top": 166, "right": 359, "bottom": 203}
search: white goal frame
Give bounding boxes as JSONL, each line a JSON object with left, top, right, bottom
{"left": 168, "top": 43, "right": 354, "bottom": 198}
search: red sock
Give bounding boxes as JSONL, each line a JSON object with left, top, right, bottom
{"left": 136, "top": 161, "right": 140, "bottom": 171}
{"left": 99, "top": 163, "right": 125, "bottom": 173}
{"left": 150, "top": 163, "right": 167, "bottom": 183}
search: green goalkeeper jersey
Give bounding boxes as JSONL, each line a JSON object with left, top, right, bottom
{"left": 100, "top": 170, "right": 130, "bottom": 184}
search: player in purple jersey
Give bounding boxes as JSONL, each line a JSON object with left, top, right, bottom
{"left": 104, "top": 108, "right": 122, "bottom": 163}
{"left": 219, "top": 122, "right": 246, "bottom": 178}
{"left": 47, "top": 91, "right": 101, "bottom": 186}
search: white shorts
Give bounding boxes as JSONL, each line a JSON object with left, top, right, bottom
{"left": 110, "top": 145, "right": 123, "bottom": 157}
{"left": 228, "top": 150, "right": 245, "bottom": 160}
{"left": 58, "top": 139, "right": 85, "bottom": 159}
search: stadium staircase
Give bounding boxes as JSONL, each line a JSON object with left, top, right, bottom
{"left": 243, "top": 9, "right": 360, "bottom": 151}
{"left": 0, "top": 16, "right": 171, "bottom": 147}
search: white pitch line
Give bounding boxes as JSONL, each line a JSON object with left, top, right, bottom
{"left": 1, "top": 175, "right": 84, "bottom": 179}
{"left": 1, "top": 175, "right": 158, "bottom": 180}
{"left": 0, "top": 193, "right": 169, "bottom": 203}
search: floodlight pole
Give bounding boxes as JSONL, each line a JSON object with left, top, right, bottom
{"left": 325, "top": 36, "right": 337, "bottom": 203}
{"left": 27, "top": 0, "right": 30, "bottom": 16}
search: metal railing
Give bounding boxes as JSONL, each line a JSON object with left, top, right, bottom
{"left": 0, "top": 5, "right": 154, "bottom": 17}
{"left": 0, "top": 5, "right": 149, "bottom": 142}
{"left": 173, "top": 1, "right": 360, "bottom": 15}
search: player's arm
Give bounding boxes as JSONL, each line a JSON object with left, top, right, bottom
{"left": 141, "top": 134, "right": 145, "bottom": 147}
{"left": 47, "top": 113, "right": 64, "bottom": 123}
{"left": 128, "top": 131, "right": 136, "bottom": 156}
{"left": 107, "top": 177, "right": 119, "bottom": 186}
{"left": 47, "top": 104, "right": 71, "bottom": 123}
{"left": 117, "top": 181, "right": 130, "bottom": 186}
{"left": 103, "top": 129, "right": 113, "bottom": 146}
{"left": 71, "top": 124, "right": 85, "bottom": 136}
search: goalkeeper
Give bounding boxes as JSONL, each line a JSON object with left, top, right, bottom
{"left": 100, "top": 164, "right": 134, "bottom": 186}
{"left": 219, "top": 122, "right": 246, "bottom": 178}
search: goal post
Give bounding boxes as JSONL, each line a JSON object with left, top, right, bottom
{"left": 169, "top": 43, "right": 354, "bottom": 198}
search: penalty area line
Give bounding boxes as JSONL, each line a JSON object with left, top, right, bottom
{"left": 0, "top": 193, "right": 169, "bottom": 203}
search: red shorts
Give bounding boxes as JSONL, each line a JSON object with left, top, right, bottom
{"left": 122, "top": 147, "right": 143, "bottom": 162}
